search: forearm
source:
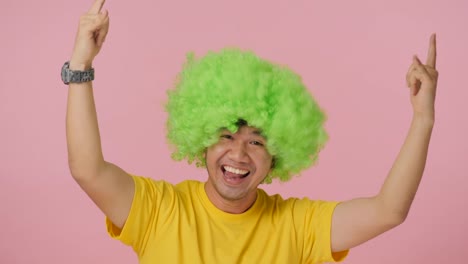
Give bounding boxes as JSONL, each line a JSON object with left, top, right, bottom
{"left": 377, "top": 113, "right": 434, "bottom": 221}
{"left": 66, "top": 75, "right": 105, "bottom": 178}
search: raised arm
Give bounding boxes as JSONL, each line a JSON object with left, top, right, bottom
{"left": 66, "top": 0, "right": 134, "bottom": 229}
{"left": 330, "top": 34, "right": 439, "bottom": 252}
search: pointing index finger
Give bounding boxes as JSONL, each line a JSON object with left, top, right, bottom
{"left": 88, "top": 0, "right": 105, "bottom": 14}
{"left": 426, "top": 33, "right": 437, "bottom": 69}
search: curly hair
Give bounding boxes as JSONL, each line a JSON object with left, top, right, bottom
{"left": 166, "top": 48, "right": 328, "bottom": 183}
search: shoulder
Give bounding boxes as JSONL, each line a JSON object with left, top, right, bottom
{"left": 131, "top": 174, "right": 173, "bottom": 192}
{"left": 257, "top": 188, "right": 308, "bottom": 206}
{"left": 173, "top": 180, "right": 204, "bottom": 201}
{"left": 175, "top": 180, "right": 203, "bottom": 192}
{"left": 131, "top": 175, "right": 199, "bottom": 189}
{"left": 258, "top": 188, "right": 340, "bottom": 215}
{"left": 130, "top": 176, "right": 203, "bottom": 198}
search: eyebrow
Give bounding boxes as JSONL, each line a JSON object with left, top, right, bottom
{"left": 252, "top": 130, "right": 262, "bottom": 135}
{"left": 252, "top": 130, "right": 267, "bottom": 139}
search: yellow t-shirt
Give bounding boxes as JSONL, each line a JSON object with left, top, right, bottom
{"left": 106, "top": 175, "right": 349, "bottom": 264}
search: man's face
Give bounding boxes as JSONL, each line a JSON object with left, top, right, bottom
{"left": 205, "top": 126, "right": 273, "bottom": 207}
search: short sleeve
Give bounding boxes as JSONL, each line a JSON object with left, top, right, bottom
{"left": 105, "top": 175, "right": 177, "bottom": 255}
{"left": 295, "top": 199, "right": 349, "bottom": 263}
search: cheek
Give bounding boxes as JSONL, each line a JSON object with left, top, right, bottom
{"left": 205, "top": 148, "right": 215, "bottom": 164}
{"left": 205, "top": 144, "right": 224, "bottom": 166}
{"left": 253, "top": 151, "right": 273, "bottom": 169}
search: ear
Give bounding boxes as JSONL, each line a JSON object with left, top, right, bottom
{"left": 270, "top": 156, "right": 276, "bottom": 169}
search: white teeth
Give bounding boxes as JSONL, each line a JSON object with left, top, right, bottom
{"left": 224, "top": 165, "right": 249, "bottom": 175}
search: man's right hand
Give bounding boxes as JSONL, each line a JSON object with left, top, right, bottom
{"left": 70, "top": 0, "right": 109, "bottom": 70}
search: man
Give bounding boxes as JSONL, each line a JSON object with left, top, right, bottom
{"left": 63, "top": 0, "right": 438, "bottom": 263}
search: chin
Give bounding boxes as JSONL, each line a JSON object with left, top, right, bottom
{"left": 215, "top": 180, "right": 251, "bottom": 201}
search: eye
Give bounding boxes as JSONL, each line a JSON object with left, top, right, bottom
{"left": 220, "top": 134, "right": 233, "bottom": 140}
{"left": 250, "top": 140, "right": 264, "bottom": 146}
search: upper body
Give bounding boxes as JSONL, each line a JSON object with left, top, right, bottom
{"left": 106, "top": 175, "right": 348, "bottom": 264}
{"left": 65, "top": 0, "right": 438, "bottom": 262}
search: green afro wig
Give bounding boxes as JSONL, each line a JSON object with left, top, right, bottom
{"left": 166, "top": 48, "right": 328, "bottom": 183}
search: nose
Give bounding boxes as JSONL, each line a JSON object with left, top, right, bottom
{"left": 227, "top": 140, "right": 249, "bottom": 163}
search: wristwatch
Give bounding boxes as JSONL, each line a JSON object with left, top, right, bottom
{"left": 61, "top": 61, "right": 95, "bottom": 85}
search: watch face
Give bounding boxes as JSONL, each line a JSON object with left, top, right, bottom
{"left": 61, "top": 61, "right": 70, "bottom": 84}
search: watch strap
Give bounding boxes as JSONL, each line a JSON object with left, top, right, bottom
{"left": 70, "top": 68, "right": 95, "bottom": 83}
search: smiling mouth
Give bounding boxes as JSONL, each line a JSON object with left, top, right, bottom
{"left": 222, "top": 165, "right": 250, "bottom": 179}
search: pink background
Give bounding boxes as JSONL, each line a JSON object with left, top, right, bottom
{"left": 1, "top": 0, "right": 467, "bottom": 263}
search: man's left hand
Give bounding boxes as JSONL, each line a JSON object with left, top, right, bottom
{"left": 406, "top": 34, "right": 438, "bottom": 121}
